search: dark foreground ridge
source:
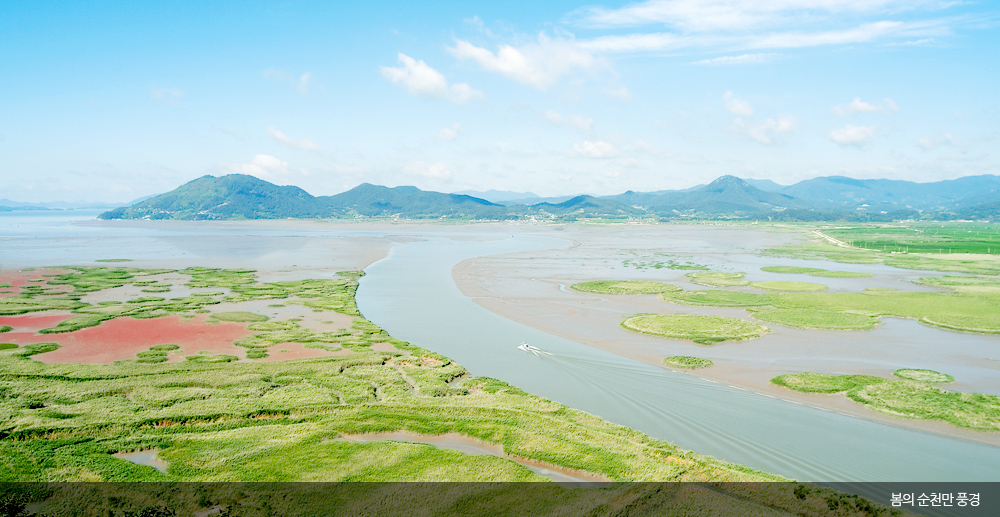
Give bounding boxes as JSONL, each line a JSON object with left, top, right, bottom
{"left": 6, "top": 482, "right": 992, "bottom": 517}
{"left": 97, "top": 173, "right": 1000, "bottom": 222}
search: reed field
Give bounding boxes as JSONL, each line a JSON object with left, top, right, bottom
{"left": 621, "top": 314, "right": 770, "bottom": 345}
{"left": 571, "top": 280, "right": 682, "bottom": 295}
{"left": 771, "top": 372, "right": 1000, "bottom": 431}
{"left": 663, "top": 356, "right": 714, "bottom": 369}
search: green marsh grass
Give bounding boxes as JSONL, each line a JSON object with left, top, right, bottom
{"left": 622, "top": 314, "right": 769, "bottom": 345}
{"left": 209, "top": 312, "right": 269, "bottom": 323}
{"left": 0, "top": 325, "right": 11, "bottom": 333}
{"left": 894, "top": 369, "right": 955, "bottom": 383}
{"left": 571, "top": 280, "right": 682, "bottom": 295}
{"left": 685, "top": 272, "right": 750, "bottom": 287}
{"left": 760, "top": 266, "right": 872, "bottom": 278}
{"left": 772, "top": 372, "right": 1000, "bottom": 431}
{"left": 663, "top": 356, "right": 713, "bottom": 369}
{"left": 750, "top": 281, "right": 828, "bottom": 292}
{"left": 748, "top": 308, "right": 878, "bottom": 330}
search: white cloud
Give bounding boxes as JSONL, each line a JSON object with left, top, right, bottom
{"left": 150, "top": 87, "right": 182, "bottom": 105}
{"left": 693, "top": 53, "right": 779, "bottom": 65}
{"left": 543, "top": 110, "right": 593, "bottom": 131}
{"left": 267, "top": 127, "right": 320, "bottom": 151}
{"left": 577, "top": 1, "right": 947, "bottom": 32}
{"left": 435, "top": 123, "right": 461, "bottom": 141}
{"left": 916, "top": 133, "right": 960, "bottom": 151}
{"left": 579, "top": 32, "right": 689, "bottom": 53}
{"left": 572, "top": 1, "right": 957, "bottom": 54}
{"left": 829, "top": 124, "right": 876, "bottom": 146}
{"left": 403, "top": 161, "right": 452, "bottom": 180}
{"left": 730, "top": 116, "right": 794, "bottom": 144}
{"left": 380, "top": 53, "right": 483, "bottom": 103}
{"left": 723, "top": 91, "right": 754, "bottom": 116}
{"left": 573, "top": 140, "right": 619, "bottom": 158}
{"left": 226, "top": 154, "right": 294, "bottom": 181}
{"left": 448, "top": 33, "right": 599, "bottom": 90}
{"left": 831, "top": 97, "right": 898, "bottom": 116}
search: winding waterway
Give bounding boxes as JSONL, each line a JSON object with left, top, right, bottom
{"left": 356, "top": 234, "right": 1000, "bottom": 482}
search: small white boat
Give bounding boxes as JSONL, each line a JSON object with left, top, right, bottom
{"left": 517, "top": 342, "right": 541, "bottom": 352}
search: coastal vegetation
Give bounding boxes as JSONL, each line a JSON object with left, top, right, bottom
{"left": 0, "top": 263, "right": 914, "bottom": 515}
{"left": 771, "top": 372, "right": 1000, "bottom": 431}
{"left": 685, "top": 272, "right": 750, "bottom": 287}
{"left": 746, "top": 308, "right": 879, "bottom": 330}
{"left": 621, "top": 314, "right": 769, "bottom": 345}
{"left": 571, "top": 280, "right": 682, "bottom": 295}
{"left": 760, "top": 266, "right": 873, "bottom": 278}
{"left": 750, "top": 281, "right": 828, "bottom": 292}
{"left": 622, "top": 256, "right": 709, "bottom": 271}
{"left": 663, "top": 356, "right": 714, "bottom": 369}
{"left": 764, "top": 224, "right": 1000, "bottom": 276}
{"left": 893, "top": 369, "right": 955, "bottom": 383}
{"left": 0, "top": 268, "right": 783, "bottom": 484}
{"left": 660, "top": 280, "right": 1000, "bottom": 334}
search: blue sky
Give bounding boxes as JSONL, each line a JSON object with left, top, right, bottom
{"left": 1, "top": 0, "right": 998, "bottom": 202}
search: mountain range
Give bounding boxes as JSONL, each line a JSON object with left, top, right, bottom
{"left": 96, "top": 173, "right": 1000, "bottom": 222}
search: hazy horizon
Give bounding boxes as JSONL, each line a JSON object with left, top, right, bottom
{"left": 3, "top": 1, "right": 998, "bottom": 203}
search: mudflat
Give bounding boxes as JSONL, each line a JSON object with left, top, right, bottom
{"left": 451, "top": 224, "right": 1000, "bottom": 445}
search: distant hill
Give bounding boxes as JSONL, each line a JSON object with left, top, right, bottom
{"left": 99, "top": 175, "right": 514, "bottom": 220}
{"left": 320, "top": 183, "right": 512, "bottom": 219}
{"left": 98, "top": 173, "right": 1000, "bottom": 222}
{"left": 778, "top": 175, "right": 1000, "bottom": 211}
{"left": 454, "top": 189, "right": 540, "bottom": 203}
{"left": 99, "top": 174, "right": 324, "bottom": 220}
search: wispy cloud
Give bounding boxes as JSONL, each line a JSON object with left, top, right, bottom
{"left": 448, "top": 33, "right": 600, "bottom": 90}
{"left": 403, "top": 161, "right": 452, "bottom": 179}
{"left": 263, "top": 69, "right": 314, "bottom": 96}
{"left": 575, "top": 1, "right": 955, "bottom": 31}
{"left": 916, "top": 133, "right": 962, "bottom": 151}
{"left": 380, "top": 53, "right": 483, "bottom": 103}
{"left": 829, "top": 124, "right": 876, "bottom": 146}
{"left": 225, "top": 154, "right": 295, "bottom": 181}
{"left": 723, "top": 91, "right": 754, "bottom": 116}
{"left": 831, "top": 97, "right": 899, "bottom": 116}
{"left": 573, "top": 140, "right": 619, "bottom": 158}
{"left": 570, "top": 1, "right": 961, "bottom": 54}
{"left": 267, "top": 127, "right": 320, "bottom": 151}
{"left": 692, "top": 53, "right": 779, "bottom": 65}
{"left": 543, "top": 110, "right": 594, "bottom": 131}
{"left": 150, "top": 87, "right": 182, "bottom": 105}
{"left": 435, "top": 123, "right": 461, "bottom": 141}
{"left": 730, "top": 116, "right": 795, "bottom": 144}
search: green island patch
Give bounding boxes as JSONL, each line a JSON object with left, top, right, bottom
{"left": 0, "top": 325, "right": 11, "bottom": 333}
{"left": 571, "top": 280, "right": 682, "bottom": 295}
{"left": 772, "top": 372, "right": 1000, "bottom": 431}
{"left": 686, "top": 272, "right": 750, "bottom": 287}
{"left": 663, "top": 356, "right": 713, "bottom": 369}
{"left": 209, "top": 311, "right": 269, "bottom": 323}
{"left": 750, "top": 281, "right": 828, "bottom": 292}
{"left": 761, "top": 266, "right": 873, "bottom": 278}
{"left": 894, "top": 368, "right": 955, "bottom": 383}
{"left": 660, "top": 290, "right": 773, "bottom": 307}
{"left": 621, "top": 314, "right": 769, "bottom": 345}
{"left": 748, "top": 308, "right": 879, "bottom": 330}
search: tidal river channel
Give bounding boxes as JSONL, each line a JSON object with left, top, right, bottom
{"left": 356, "top": 234, "right": 1000, "bottom": 482}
